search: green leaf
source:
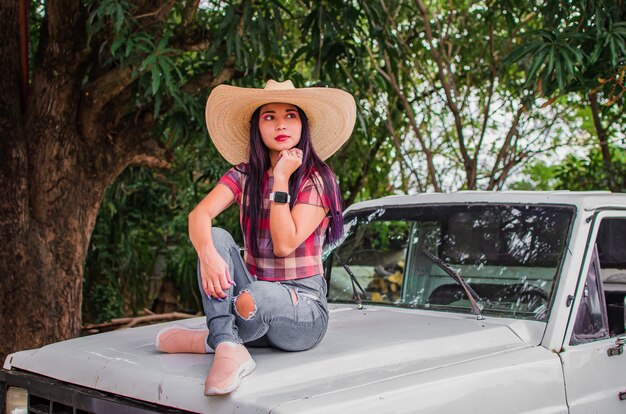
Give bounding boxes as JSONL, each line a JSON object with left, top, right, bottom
{"left": 609, "top": 38, "right": 618, "bottom": 66}
{"left": 525, "top": 46, "right": 548, "bottom": 85}
{"left": 151, "top": 65, "right": 161, "bottom": 95}
{"left": 560, "top": 47, "right": 575, "bottom": 77}
{"left": 153, "top": 94, "right": 162, "bottom": 118}
{"left": 555, "top": 58, "right": 564, "bottom": 91}
{"left": 139, "top": 55, "right": 156, "bottom": 72}
{"left": 110, "top": 37, "right": 124, "bottom": 56}
{"left": 545, "top": 47, "right": 556, "bottom": 76}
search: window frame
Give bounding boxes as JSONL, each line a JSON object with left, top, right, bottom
{"left": 565, "top": 210, "right": 626, "bottom": 348}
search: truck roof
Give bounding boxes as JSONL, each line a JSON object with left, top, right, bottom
{"left": 346, "top": 191, "right": 626, "bottom": 214}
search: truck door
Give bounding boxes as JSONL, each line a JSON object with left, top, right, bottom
{"left": 560, "top": 213, "right": 626, "bottom": 413}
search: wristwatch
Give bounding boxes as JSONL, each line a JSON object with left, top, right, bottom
{"left": 269, "top": 191, "right": 290, "bottom": 204}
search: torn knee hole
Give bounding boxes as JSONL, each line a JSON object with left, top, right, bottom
{"left": 235, "top": 290, "right": 257, "bottom": 320}
{"left": 289, "top": 288, "right": 298, "bottom": 305}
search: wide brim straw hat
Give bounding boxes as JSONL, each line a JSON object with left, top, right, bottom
{"left": 205, "top": 79, "right": 357, "bottom": 165}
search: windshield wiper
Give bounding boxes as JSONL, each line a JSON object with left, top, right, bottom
{"left": 422, "top": 250, "right": 484, "bottom": 320}
{"left": 333, "top": 252, "right": 366, "bottom": 309}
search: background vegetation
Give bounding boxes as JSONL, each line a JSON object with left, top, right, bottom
{"left": 82, "top": 0, "right": 625, "bottom": 321}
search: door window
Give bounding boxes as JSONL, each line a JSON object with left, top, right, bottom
{"left": 570, "top": 218, "right": 626, "bottom": 345}
{"left": 570, "top": 246, "right": 609, "bottom": 345}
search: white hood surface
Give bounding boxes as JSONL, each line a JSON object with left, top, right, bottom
{"left": 5, "top": 304, "right": 545, "bottom": 413}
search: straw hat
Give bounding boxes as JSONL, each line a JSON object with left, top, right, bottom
{"left": 205, "top": 80, "right": 356, "bottom": 165}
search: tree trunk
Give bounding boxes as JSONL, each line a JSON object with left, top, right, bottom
{"left": 0, "top": 0, "right": 170, "bottom": 363}
{"left": 0, "top": 0, "right": 29, "bottom": 365}
{"left": 1, "top": 0, "right": 97, "bottom": 362}
{"left": 589, "top": 92, "right": 615, "bottom": 192}
{"left": 0, "top": 0, "right": 226, "bottom": 364}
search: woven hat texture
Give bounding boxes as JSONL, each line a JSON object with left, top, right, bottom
{"left": 205, "top": 80, "right": 356, "bottom": 165}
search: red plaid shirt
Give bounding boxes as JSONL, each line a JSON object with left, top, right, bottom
{"left": 217, "top": 163, "right": 333, "bottom": 281}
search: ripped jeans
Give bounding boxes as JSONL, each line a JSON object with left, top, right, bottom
{"left": 198, "top": 228, "right": 329, "bottom": 351}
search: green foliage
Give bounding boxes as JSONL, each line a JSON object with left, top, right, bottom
{"left": 505, "top": 0, "right": 626, "bottom": 100}
{"left": 506, "top": 30, "right": 587, "bottom": 93}
{"left": 508, "top": 161, "right": 560, "bottom": 190}
{"left": 83, "top": 133, "right": 240, "bottom": 320}
{"left": 555, "top": 147, "right": 626, "bottom": 191}
{"left": 367, "top": 221, "right": 410, "bottom": 252}
{"left": 86, "top": 283, "right": 125, "bottom": 324}
{"left": 84, "top": 167, "right": 172, "bottom": 321}
{"left": 79, "top": 0, "right": 624, "bottom": 321}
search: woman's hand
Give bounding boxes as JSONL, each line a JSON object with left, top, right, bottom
{"left": 199, "top": 249, "right": 233, "bottom": 299}
{"left": 273, "top": 148, "right": 303, "bottom": 180}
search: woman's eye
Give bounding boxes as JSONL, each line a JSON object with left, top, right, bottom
{"left": 263, "top": 115, "right": 274, "bottom": 121}
{"left": 287, "top": 113, "right": 297, "bottom": 119}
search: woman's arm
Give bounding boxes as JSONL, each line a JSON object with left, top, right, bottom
{"left": 189, "top": 184, "right": 236, "bottom": 298}
{"left": 270, "top": 151, "right": 328, "bottom": 256}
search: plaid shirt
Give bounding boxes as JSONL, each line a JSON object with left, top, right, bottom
{"left": 217, "top": 163, "right": 332, "bottom": 281}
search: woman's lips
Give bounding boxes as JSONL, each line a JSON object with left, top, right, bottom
{"left": 275, "top": 135, "right": 290, "bottom": 142}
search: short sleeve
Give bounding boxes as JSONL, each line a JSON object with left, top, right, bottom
{"left": 217, "top": 164, "right": 246, "bottom": 205}
{"left": 295, "top": 172, "right": 331, "bottom": 209}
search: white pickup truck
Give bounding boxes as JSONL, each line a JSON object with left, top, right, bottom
{"left": 2, "top": 191, "right": 626, "bottom": 413}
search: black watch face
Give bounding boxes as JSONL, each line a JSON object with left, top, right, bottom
{"left": 274, "top": 192, "right": 289, "bottom": 203}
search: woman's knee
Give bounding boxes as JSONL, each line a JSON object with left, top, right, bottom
{"left": 211, "top": 227, "right": 234, "bottom": 243}
{"left": 234, "top": 290, "right": 257, "bottom": 320}
{"left": 233, "top": 282, "right": 275, "bottom": 321}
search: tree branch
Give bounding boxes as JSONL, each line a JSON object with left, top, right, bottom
{"left": 183, "top": 0, "right": 201, "bottom": 25}
{"left": 487, "top": 106, "right": 524, "bottom": 190}
{"left": 79, "top": 66, "right": 136, "bottom": 142}
{"left": 344, "top": 134, "right": 386, "bottom": 206}
{"left": 181, "top": 57, "right": 237, "bottom": 96}
{"left": 414, "top": 0, "right": 475, "bottom": 188}
{"left": 45, "top": 0, "right": 82, "bottom": 47}
{"left": 133, "top": 0, "right": 176, "bottom": 28}
{"left": 589, "top": 92, "right": 614, "bottom": 191}
{"left": 384, "top": 105, "right": 426, "bottom": 193}
{"left": 365, "top": 40, "right": 440, "bottom": 191}
{"left": 129, "top": 139, "right": 171, "bottom": 170}
{"left": 476, "top": 22, "right": 496, "bottom": 156}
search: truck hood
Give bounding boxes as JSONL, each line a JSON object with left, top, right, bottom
{"left": 5, "top": 304, "right": 545, "bottom": 413}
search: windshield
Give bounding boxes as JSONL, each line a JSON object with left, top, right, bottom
{"left": 324, "top": 204, "right": 575, "bottom": 321}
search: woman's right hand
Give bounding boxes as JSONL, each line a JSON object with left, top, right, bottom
{"left": 199, "top": 250, "right": 233, "bottom": 299}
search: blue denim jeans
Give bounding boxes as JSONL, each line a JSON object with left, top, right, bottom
{"left": 198, "top": 228, "right": 329, "bottom": 351}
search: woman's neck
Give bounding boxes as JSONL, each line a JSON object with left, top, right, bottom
{"left": 267, "top": 150, "right": 279, "bottom": 176}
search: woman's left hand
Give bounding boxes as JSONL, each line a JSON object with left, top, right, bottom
{"left": 273, "top": 148, "right": 303, "bottom": 180}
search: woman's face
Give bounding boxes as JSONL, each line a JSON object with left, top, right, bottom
{"left": 258, "top": 102, "right": 302, "bottom": 154}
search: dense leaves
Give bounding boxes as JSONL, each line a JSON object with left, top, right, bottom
{"left": 84, "top": 133, "right": 240, "bottom": 319}
{"left": 505, "top": 0, "right": 625, "bottom": 100}
{"left": 555, "top": 147, "right": 626, "bottom": 191}
{"left": 47, "top": 0, "right": 623, "bottom": 320}
{"left": 505, "top": 0, "right": 625, "bottom": 192}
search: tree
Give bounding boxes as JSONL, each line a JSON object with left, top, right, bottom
{"left": 300, "top": 0, "right": 578, "bottom": 192}
{"left": 83, "top": 137, "right": 239, "bottom": 322}
{"left": 555, "top": 147, "right": 626, "bottom": 191}
{"left": 0, "top": 0, "right": 299, "bottom": 361}
{"left": 81, "top": 1, "right": 402, "bottom": 322}
{"left": 3, "top": 0, "right": 607, "bottom": 363}
{"left": 505, "top": 0, "right": 626, "bottom": 191}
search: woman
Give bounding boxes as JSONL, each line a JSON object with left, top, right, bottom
{"left": 155, "top": 80, "right": 356, "bottom": 396}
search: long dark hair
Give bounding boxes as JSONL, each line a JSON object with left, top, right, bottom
{"left": 240, "top": 105, "right": 344, "bottom": 257}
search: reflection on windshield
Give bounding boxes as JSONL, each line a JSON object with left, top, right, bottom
{"left": 325, "top": 204, "right": 574, "bottom": 321}
{"left": 323, "top": 207, "right": 386, "bottom": 260}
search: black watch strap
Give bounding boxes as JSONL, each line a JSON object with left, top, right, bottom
{"left": 270, "top": 191, "right": 290, "bottom": 204}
